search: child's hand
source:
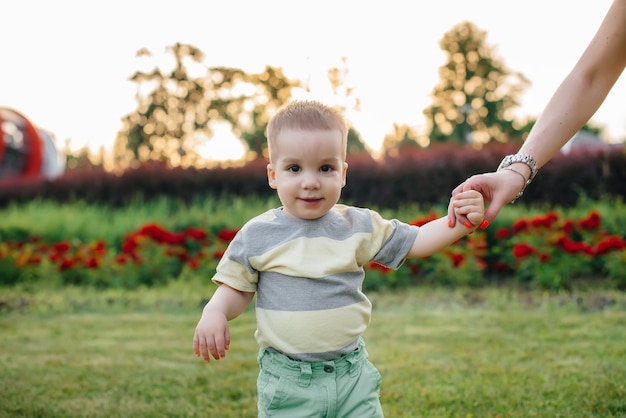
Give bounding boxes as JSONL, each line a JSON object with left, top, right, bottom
{"left": 193, "top": 310, "right": 230, "bottom": 363}
{"left": 451, "top": 190, "right": 485, "bottom": 228}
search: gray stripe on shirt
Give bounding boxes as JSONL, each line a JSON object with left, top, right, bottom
{"left": 256, "top": 270, "right": 368, "bottom": 311}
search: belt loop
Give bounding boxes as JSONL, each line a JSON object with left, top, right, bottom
{"left": 298, "top": 362, "right": 312, "bottom": 387}
{"left": 347, "top": 339, "right": 364, "bottom": 377}
{"left": 345, "top": 355, "right": 360, "bottom": 377}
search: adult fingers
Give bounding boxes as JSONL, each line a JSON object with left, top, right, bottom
{"left": 482, "top": 197, "right": 507, "bottom": 226}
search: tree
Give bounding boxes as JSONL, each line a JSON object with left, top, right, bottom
{"left": 114, "top": 43, "right": 211, "bottom": 169}
{"left": 113, "top": 43, "right": 302, "bottom": 168}
{"left": 228, "top": 65, "right": 303, "bottom": 159}
{"left": 381, "top": 123, "right": 422, "bottom": 157}
{"left": 423, "top": 21, "right": 530, "bottom": 146}
{"left": 327, "top": 57, "right": 368, "bottom": 155}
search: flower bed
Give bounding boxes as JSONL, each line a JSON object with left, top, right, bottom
{"left": 1, "top": 210, "right": 624, "bottom": 290}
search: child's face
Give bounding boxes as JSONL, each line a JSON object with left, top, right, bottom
{"left": 267, "top": 128, "right": 347, "bottom": 220}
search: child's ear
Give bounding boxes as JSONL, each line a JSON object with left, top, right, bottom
{"left": 341, "top": 162, "right": 348, "bottom": 187}
{"left": 267, "top": 164, "right": 277, "bottom": 189}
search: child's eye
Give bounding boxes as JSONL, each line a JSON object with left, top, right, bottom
{"left": 320, "top": 165, "right": 333, "bottom": 172}
{"left": 287, "top": 165, "right": 301, "bottom": 173}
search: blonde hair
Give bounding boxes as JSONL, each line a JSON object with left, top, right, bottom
{"left": 266, "top": 100, "right": 348, "bottom": 160}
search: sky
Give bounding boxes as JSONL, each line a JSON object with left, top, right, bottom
{"left": 2, "top": 0, "right": 625, "bottom": 161}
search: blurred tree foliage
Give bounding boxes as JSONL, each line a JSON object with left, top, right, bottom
{"left": 113, "top": 43, "right": 301, "bottom": 168}
{"left": 113, "top": 44, "right": 369, "bottom": 169}
{"left": 327, "top": 57, "right": 368, "bottom": 155}
{"left": 423, "top": 21, "right": 530, "bottom": 146}
{"left": 381, "top": 123, "right": 421, "bottom": 157}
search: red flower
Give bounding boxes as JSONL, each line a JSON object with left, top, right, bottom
{"left": 217, "top": 228, "right": 239, "bottom": 243}
{"left": 512, "top": 219, "right": 529, "bottom": 234}
{"left": 85, "top": 257, "right": 99, "bottom": 269}
{"left": 449, "top": 252, "right": 465, "bottom": 268}
{"left": 577, "top": 210, "right": 601, "bottom": 230}
{"left": 594, "top": 235, "right": 626, "bottom": 256}
{"left": 539, "top": 253, "right": 551, "bottom": 263}
{"left": 212, "top": 250, "right": 226, "bottom": 260}
{"left": 115, "top": 254, "right": 128, "bottom": 265}
{"left": 545, "top": 211, "right": 559, "bottom": 226}
{"left": 137, "top": 223, "right": 185, "bottom": 245}
{"left": 52, "top": 241, "right": 71, "bottom": 254}
{"left": 58, "top": 258, "right": 75, "bottom": 272}
{"left": 530, "top": 216, "right": 547, "bottom": 229}
{"left": 178, "top": 251, "right": 190, "bottom": 263}
{"left": 185, "top": 227, "right": 208, "bottom": 241}
{"left": 557, "top": 237, "right": 594, "bottom": 255}
{"left": 562, "top": 220, "right": 574, "bottom": 235}
{"left": 512, "top": 242, "right": 536, "bottom": 259}
{"left": 529, "top": 211, "right": 558, "bottom": 229}
{"left": 495, "top": 227, "right": 510, "bottom": 239}
{"left": 92, "top": 240, "right": 107, "bottom": 256}
{"left": 188, "top": 259, "right": 200, "bottom": 270}
{"left": 122, "top": 233, "right": 140, "bottom": 254}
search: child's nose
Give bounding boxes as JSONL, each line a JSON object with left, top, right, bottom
{"left": 301, "top": 171, "right": 320, "bottom": 189}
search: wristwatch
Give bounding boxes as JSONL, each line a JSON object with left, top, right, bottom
{"left": 497, "top": 153, "right": 539, "bottom": 202}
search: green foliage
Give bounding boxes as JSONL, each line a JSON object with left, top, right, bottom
{"left": 482, "top": 204, "right": 626, "bottom": 289}
{"left": 114, "top": 43, "right": 303, "bottom": 167}
{"left": 0, "top": 195, "right": 624, "bottom": 292}
{"left": 424, "top": 21, "right": 530, "bottom": 145}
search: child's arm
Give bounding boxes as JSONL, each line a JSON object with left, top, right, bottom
{"left": 406, "top": 190, "right": 484, "bottom": 259}
{"left": 193, "top": 284, "right": 255, "bottom": 363}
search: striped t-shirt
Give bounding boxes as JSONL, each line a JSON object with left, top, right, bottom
{"left": 212, "top": 204, "right": 419, "bottom": 362}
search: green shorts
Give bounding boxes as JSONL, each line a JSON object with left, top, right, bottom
{"left": 256, "top": 339, "right": 384, "bottom": 418}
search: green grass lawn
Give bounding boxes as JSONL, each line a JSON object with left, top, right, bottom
{"left": 1, "top": 286, "right": 625, "bottom": 417}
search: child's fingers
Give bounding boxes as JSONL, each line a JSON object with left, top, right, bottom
{"left": 466, "top": 212, "right": 484, "bottom": 226}
{"left": 194, "top": 335, "right": 212, "bottom": 363}
{"left": 212, "top": 334, "right": 228, "bottom": 360}
{"left": 452, "top": 193, "right": 484, "bottom": 228}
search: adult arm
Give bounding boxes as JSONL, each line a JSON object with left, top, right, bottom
{"left": 449, "top": 0, "right": 626, "bottom": 227}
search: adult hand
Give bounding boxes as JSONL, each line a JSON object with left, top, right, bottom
{"left": 447, "top": 170, "right": 525, "bottom": 228}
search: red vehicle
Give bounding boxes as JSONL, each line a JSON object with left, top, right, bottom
{"left": 0, "top": 107, "right": 65, "bottom": 180}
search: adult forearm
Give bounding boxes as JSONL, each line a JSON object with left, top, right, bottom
{"left": 519, "top": 0, "right": 626, "bottom": 169}
{"left": 518, "top": 70, "right": 617, "bottom": 168}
